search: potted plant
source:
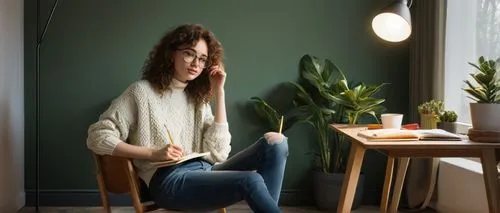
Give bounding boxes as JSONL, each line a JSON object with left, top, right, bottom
{"left": 463, "top": 56, "right": 500, "bottom": 131}
{"left": 289, "top": 55, "right": 387, "bottom": 210}
{"left": 417, "top": 100, "right": 444, "bottom": 129}
{"left": 438, "top": 110, "right": 458, "bottom": 133}
{"left": 250, "top": 54, "right": 387, "bottom": 210}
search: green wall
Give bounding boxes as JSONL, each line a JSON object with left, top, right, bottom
{"left": 24, "top": 0, "right": 409, "bottom": 205}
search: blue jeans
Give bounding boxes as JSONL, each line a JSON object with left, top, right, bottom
{"left": 149, "top": 136, "right": 288, "bottom": 213}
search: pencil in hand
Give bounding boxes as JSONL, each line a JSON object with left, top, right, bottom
{"left": 167, "top": 129, "right": 175, "bottom": 145}
{"left": 166, "top": 129, "right": 183, "bottom": 158}
{"left": 278, "top": 115, "right": 284, "bottom": 134}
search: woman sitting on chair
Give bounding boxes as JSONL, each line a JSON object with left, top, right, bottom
{"left": 86, "top": 23, "right": 288, "bottom": 213}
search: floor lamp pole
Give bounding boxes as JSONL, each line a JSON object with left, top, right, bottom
{"left": 35, "top": 0, "right": 59, "bottom": 212}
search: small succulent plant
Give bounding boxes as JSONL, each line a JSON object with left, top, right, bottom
{"left": 440, "top": 110, "right": 458, "bottom": 122}
{"left": 418, "top": 100, "right": 444, "bottom": 116}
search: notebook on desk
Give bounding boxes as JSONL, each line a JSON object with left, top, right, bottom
{"left": 357, "top": 129, "right": 462, "bottom": 141}
{"left": 150, "top": 152, "right": 210, "bottom": 167}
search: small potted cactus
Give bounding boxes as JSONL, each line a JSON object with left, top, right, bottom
{"left": 438, "top": 110, "right": 458, "bottom": 133}
{"left": 418, "top": 100, "right": 444, "bottom": 129}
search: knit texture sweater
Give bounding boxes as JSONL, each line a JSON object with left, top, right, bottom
{"left": 86, "top": 79, "right": 232, "bottom": 185}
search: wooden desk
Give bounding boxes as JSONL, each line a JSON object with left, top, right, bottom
{"left": 331, "top": 124, "right": 500, "bottom": 213}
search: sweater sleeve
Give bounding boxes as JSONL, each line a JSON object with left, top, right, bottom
{"left": 201, "top": 103, "right": 232, "bottom": 163}
{"left": 86, "top": 87, "right": 137, "bottom": 155}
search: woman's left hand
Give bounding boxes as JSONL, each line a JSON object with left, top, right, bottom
{"left": 209, "top": 64, "right": 226, "bottom": 93}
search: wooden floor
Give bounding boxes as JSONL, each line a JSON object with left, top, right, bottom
{"left": 18, "top": 204, "right": 437, "bottom": 213}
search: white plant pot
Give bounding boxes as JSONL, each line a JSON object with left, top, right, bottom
{"left": 470, "top": 103, "right": 500, "bottom": 131}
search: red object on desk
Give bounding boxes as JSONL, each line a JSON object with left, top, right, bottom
{"left": 367, "top": 123, "right": 420, "bottom": 130}
{"left": 402, "top": 123, "right": 419, "bottom": 130}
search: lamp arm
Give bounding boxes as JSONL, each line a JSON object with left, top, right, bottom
{"left": 37, "top": 0, "right": 59, "bottom": 44}
{"left": 35, "top": 0, "right": 59, "bottom": 212}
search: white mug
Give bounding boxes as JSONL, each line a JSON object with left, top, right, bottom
{"left": 381, "top": 113, "right": 404, "bottom": 129}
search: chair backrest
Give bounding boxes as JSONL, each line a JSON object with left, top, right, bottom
{"left": 94, "top": 154, "right": 131, "bottom": 193}
{"left": 93, "top": 153, "right": 158, "bottom": 213}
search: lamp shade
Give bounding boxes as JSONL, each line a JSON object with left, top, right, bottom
{"left": 372, "top": 0, "right": 412, "bottom": 42}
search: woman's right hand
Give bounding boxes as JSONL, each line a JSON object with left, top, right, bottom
{"left": 149, "top": 144, "right": 184, "bottom": 162}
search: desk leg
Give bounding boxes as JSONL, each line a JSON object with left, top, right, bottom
{"left": 481, "top": 148, "right": 499, "bottom": 213}
{"left": 380, "top": 156, "right": 395, "bottom": 213}
{"left": 337, "top": 143, "right": 366, "bottom": 213}
{"left": 388, "top": 157, "right": 410, "bottom": 213}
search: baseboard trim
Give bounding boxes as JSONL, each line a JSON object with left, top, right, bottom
{"left": 25, "top": 188, "right": 380, "bottom": 206}
{"left": 279, "top": 189, "right": 314, "bottom": 206}
{"left": 25, "top": 190, "right": 132, "bottom": 206}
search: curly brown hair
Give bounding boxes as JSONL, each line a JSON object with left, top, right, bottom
{"left": 141, "top": 24, "right": 224, "bottom": 104}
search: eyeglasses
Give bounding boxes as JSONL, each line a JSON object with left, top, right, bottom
{"left": 178, "top": 48, "right": 209, "bottom": 68}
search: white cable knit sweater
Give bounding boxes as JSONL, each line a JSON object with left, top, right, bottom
{"left": 86, "top": 79, "right": 232, "bottom": 185}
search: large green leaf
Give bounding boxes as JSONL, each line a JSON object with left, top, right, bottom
{"left": 471, "top": 73, "right": 492, "bottom": 88}
{"left": 300, "top": 55, "right": 324, "bottom": 89}
{"left": 290, "top": 82, "right": 316, "bottom": 106}
{"left": 468, "top": 61, "right": 482, "bottom": 72}
{"left": 249, "top": 97, "right": 280, "bottom": 131}
{"left": 357, "top": 97, "right": 385, "bottom": 108}
{"left": 464, "top": 88, "right": 487, "bottom": 102}
{"left": 320, "top": 108, "right": 336, "bottom": 116}
{"left": 320, "top": 89, "right": 351, "bottom": 107}
{"left": 322, "top": 59, "right": 345, "bottom": 86}
{"left": 359, "top": 83, "right": 389, "bottom": 98}
{"left": 321, "top": 59, "right": 334, "bottom": 85}
{"left": 328, "top": 93, "right": 355, "bottom": 108}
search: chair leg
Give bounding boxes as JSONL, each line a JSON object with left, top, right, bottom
{"left": 96, "top": 174, "right": 111, "bottom": 213}
{"left": 93, "top": 154, "right": 112, "bottom": 213}
{"left": 125, "top": 160, "right": 144, "bottom": 213}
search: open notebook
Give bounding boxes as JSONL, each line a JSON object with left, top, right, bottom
{"left": 357, "top": 129, "right": 463, "bottom": 141}
{"left": 150, "top": 152, "right": 210, "bottom": 167}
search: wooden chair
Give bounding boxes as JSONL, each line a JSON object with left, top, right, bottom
{"left": 92, "top": 153, "right": 227, "bottom": 213}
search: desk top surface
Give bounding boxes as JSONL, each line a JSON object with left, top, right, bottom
{"left": 330, "top": 124, "right": 500, "bottom": 149}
